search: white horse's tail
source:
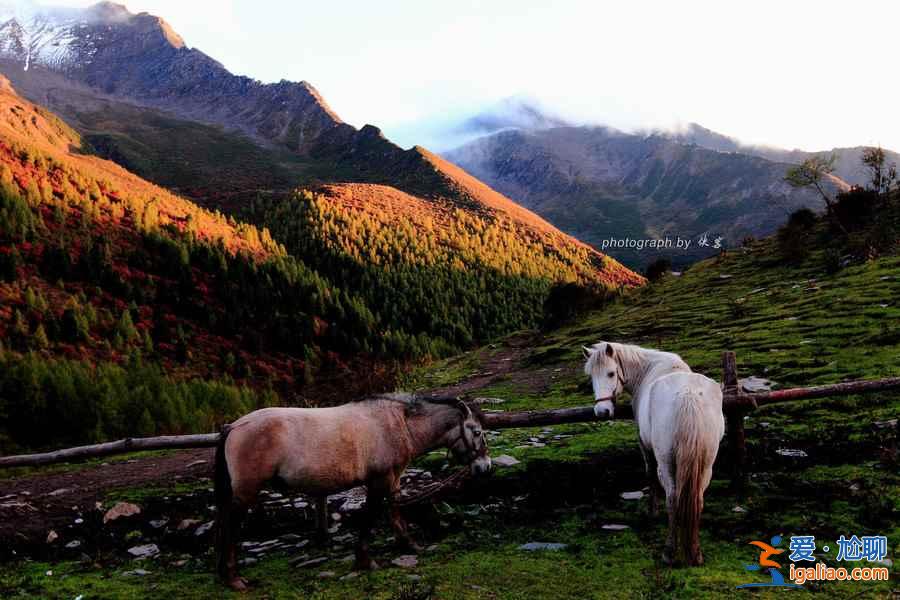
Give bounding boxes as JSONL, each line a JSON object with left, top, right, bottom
{"left": 673, "top": 389, "right": 714, "bottom": 566}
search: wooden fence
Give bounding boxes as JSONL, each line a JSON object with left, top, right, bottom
{"left": 2, "top": 352, "right": 899, "bottom": 485}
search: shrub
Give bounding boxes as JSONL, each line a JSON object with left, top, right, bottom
{"left": 645, "top": 257, "right": 672, "bottom": 283}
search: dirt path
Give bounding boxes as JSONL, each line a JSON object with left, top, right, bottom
{"left": 0, "top": 448, "right": 213, "bottom": 546}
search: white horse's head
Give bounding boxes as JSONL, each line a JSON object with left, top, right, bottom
{"left": 583, "top": 342, "right": 626, "bottom": 418}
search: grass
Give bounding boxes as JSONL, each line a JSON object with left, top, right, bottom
{"left": 1, "top": 240, "right": 897, "bottom": 598}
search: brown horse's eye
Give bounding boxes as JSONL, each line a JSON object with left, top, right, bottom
{"left": 473, "top": 429, "right": 482, "bottom": 436}
{"left": 608, "top": 372, "right": 615, "bottom": 378}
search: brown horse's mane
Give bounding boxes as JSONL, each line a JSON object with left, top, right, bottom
{"left": 360, "top": 393, "right": 485, "bottom": 422}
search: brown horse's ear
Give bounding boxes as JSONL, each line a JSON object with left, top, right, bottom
{"left": 457, "top": 400, "right": 472, "bottom": 419}
{"left": 605, "top": 343, "right": 614, "bottom": 358}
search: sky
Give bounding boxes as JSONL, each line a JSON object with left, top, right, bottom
{"left": 30, "top": 0, "right": 900, "bottom": 152}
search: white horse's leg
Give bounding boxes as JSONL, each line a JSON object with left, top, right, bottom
{"left": 640, "top": 443, "right": 664, "bottom": 517}
{"left": 656, "top": 453, "right": 677, "bottom": 565}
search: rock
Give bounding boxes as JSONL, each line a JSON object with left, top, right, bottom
{"left": 47, "top": 488, "right": 73, "bottom": 497}
{"left": 732, "top": 506, "right": 747, "bottom": 513}
{"left": 65, "top": 540, "right": 82, "bottom": 549}
{"left": 519, "top": 542, "right": 567, "bottom": 551}
{"left": 46, "top": 530, "right": 58, "bottom": 544}
{"left": 126, "top": 544, "right": 159, "bottom": 559}
{"left": 185, "top": 459, "right": 207, "bottom": 468}
{"left": 238, "top": 558, "right": 258, "bottom": 566}
{"left": 874, "top": 419, "right": 897, "bottom": 429}
{"left": 529, "top": 442, "right": 546, "bottom": 448}
{"left": 194, "top": 522, "right": 214, "bottom": 537}
{"left": 776, "top": 448, "right": 808, "bottom": 458}
{"left": 149, "top": 519, "right": 168, "bottom": 529}
{"left": 740, "top": 376, "right": 774, "bottom": 393}
{"left": 74, "top": 518, "right": 84, "bottom": 524}
{"left": 317, "top": 571, "right": 336, "bottom": 578}
{"left": 121, "top": 569, "right": 151, "bottom": 576}
{"left": 407, "top": 574, "right": 423, "bottom": 581}
{"left": 392, "top": 555, "right": 418, "bottom": 568}
{"left": 340, "top": 572, "right": 359, "bottom": 580}
{"left": 620, "top": 491, "right": 644, "bottom": 501}
{"left": 290, "top": 556, "right": 329, "bottom": 568}
{"left": 474, "top": 397, "right": 506, "bottom": 404}
{"left": 426, "top": 544, "right": 439, "bottom": 552}
{"left": 601, "top": 524, "right": 630, "bottom": 531}
{"left": 492, "top": 455, "right": 521, "bottom": 468}
{"left": 849, "top": 483, "right": 861, "bottom": 492}
{"left": 172, "top": 559, "right": 188, "bottom": 567}
{"left": 719, "top": 274, "right": 733, "bottom": 279}
{"left": 103, "top": 502, "right": 141, "bottom": 524}
{"left": 333, "top": 533, "right": 354, "bottom": 544}
{"left": 176, "top": 519, "right": 201, "bottom": 531}
{"left": 280, "top": 533, "right": 304, "bottom": 543}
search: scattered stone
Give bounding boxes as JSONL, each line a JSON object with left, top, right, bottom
{"left": 74, "top": 518, "right": 84, "bottom": 524}
{"left": 719, "top": 274, "right": 733, "bottom": 279}
{"left": 333, "top": 533, "right": 354, "bottom": 544}
{"left": 185, "top": 459, "right": 207, "bottom": 468}
{"left": 149, "top": 519, "right": 168, "bottom": 529}
{"left": 620, "top": 491, "right": 644, "bottom": 501}
{"left": 317, "top": 571, "right": 336, "bottom": 578}
{"left": 47, "top": 488, "right": 73, "bottom": 497}
{"left": 121, "top": 569, "right": 151, "bottom": 576}
{"left": 878, "top": 303, "right": 889, "bottom": 308}
{"left": 407, "top": 574, "right": 423, "bottom": 581}
{"left": 474, "top": 397, "right": 506, "bottom": 404}
{"left": 519, "top": 542, "right": 567, "bottom": 551}
{"left": 529, "top": 442, "right": 546, "bottom": 448}
{"left": 776, "top": 448, "right": 808, "bottom": 458}
{"left": 290, "top": 556, "right": 329, "bottom": 568}
{"left": 46, "top": 530, "right": 58, "bottom": 544}
{"left": 874, "top": 419, "right": 897, "bottom": 429}
{"left": 172, "top": 559, "right": 189, "bottom": 567}
{"left": 65, "top": 540, "right": 81, "bottom": 549}
{"left": 426, "top": 544, "right": 439, "bottom": 552}
{"left": 740, "top": 377, "right": 774, "bottom": 393}
{"left": 176, "top": 519, "right": 201, "bottom": 531}
{"left": 238, "top": 557, "right": 257, "bottom": 566}
{"left": 280, "top": 533, "right": 304, "bottom": 543}
{"left": 340, "top": 572, "right": 359, "bottom": 580}
{"left": 126, "top": 544, "right": 159, "bottom": 559}
{"left": 103, "top": 502, "right": 141, "bottom": 524}
{"left": 392, "top": 555, "right": 418, "bottom": 568}
{"left": 601, "top": 524, "right": 630, "bottom": 531}
{"left": 194, "top": 522, "right": 214, "bottom": 537}
{"left": 492, "top": 455, "right": 521, "bottom": 467}
{"left": 732, "top": 506, "right": 747, "bottom": 513}
{"left": 331, "top": 512, "right": 341, "bottom": 521}
{"left": 849, "top": 483, "right": 861, "bottom": 492}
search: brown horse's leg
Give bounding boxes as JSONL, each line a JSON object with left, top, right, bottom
{"left": 354, "top": 486, "right": 385, "bottom": 571}
{"left": 387, "top": 476, "right": 422, "bottom": 553}
{"left": 218, "top": 501, "right": 249, "bottom": 590}
{"left": 313, "top": 496, "right": 329, "bottom": 545}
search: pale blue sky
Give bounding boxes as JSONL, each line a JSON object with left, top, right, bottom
{"left": 36, "top": 0, "right": 900, "bottom": 151}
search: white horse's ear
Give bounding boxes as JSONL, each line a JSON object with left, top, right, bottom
{"left": 605, "top": 343, "right": 615, "bottom": 357}
{"left": 582, "top": 345, "right": 592, "bottom": 359}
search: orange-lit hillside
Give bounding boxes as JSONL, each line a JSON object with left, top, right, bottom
{"left": 0, "top": 75, "right": 281, "bottom": 259}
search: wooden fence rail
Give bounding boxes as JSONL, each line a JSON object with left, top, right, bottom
{"left": 1, "top": 352, "right": 898, "bottom": 472}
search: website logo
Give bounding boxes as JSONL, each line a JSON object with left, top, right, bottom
{"left": 736, "top": 535, "right": 803, "bottom": 589}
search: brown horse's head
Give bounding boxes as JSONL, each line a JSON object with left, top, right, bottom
{"left": 447, "top": 401, "right": 492, "bottom": 476}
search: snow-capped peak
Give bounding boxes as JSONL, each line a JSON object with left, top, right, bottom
{"left": 0, "top": 1, "right": 97, "bottom": 71}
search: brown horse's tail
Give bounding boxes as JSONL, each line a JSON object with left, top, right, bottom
{"left": 673, "top": 390, "right": 711, "bottom": 566}
{"left": 214, "top": 423, "right": 233, "bottom": 580}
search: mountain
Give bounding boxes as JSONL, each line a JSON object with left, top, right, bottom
{"left": 445, "top": 122, "right": 846, "bottom": 269}
{"left": 0, "top": 3, "right": 638, "bottom": 286}
{"left": 667, "top": 122, "right": 900, "bottom": 188}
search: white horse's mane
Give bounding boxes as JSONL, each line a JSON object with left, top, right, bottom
{"left": 584, "top": 341, "right": 688, "bottom": 385}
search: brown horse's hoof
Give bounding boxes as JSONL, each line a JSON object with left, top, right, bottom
{"left": 227, "top": 576, "right": 250, "bottom": 591}
{"left": 689, "top": 552, "right": 704, "bottom": 567}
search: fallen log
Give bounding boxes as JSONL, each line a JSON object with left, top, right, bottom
{"left": 725, "top": 376, "right": 900, "bottom": 410}
{"left": 482, "top": 404, "right": 632, "bottom": 429}
{"left": 0, "top": 433, "right": 220, "bottom": 469}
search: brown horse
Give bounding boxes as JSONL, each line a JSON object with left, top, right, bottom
{"left": 214, "top": 393, "right": 491, "bottom": 590}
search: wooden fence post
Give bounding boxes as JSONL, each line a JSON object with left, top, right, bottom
{"left": 722, "top": 351, "right": 746, "bottom": 493}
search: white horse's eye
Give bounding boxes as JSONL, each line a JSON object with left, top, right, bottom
{"left": 473, "top": 429, "right": 482, "bottom": 436}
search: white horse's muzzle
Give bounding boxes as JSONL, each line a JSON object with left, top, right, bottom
{"left": 593, "top": 399, "right": 615, "bottom": 419}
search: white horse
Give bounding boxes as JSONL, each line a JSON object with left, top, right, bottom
{"left": 583, "top": 341, "right": 724, "bottom": 565}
